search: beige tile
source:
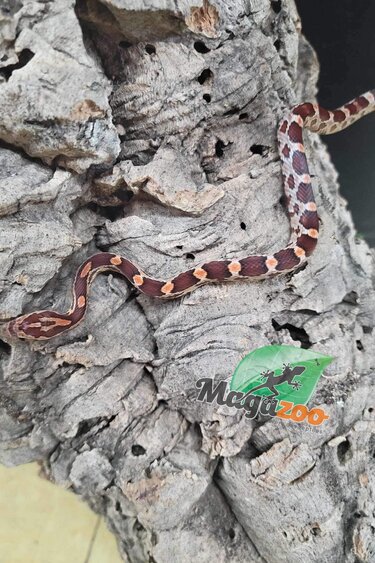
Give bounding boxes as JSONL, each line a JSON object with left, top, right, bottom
{"left": 89, "top": 518, "right": 124, "bottom": 563}
{"left": 0, "top": 462, "right": 122, "bottom": 563}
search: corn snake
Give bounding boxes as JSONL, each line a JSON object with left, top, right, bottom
{"left": 7, "top": 90, "right": 375, "bottom": 341}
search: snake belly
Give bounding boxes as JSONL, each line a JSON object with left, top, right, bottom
{"left": 6, "top": 90, "right": 375, "bottom": 340}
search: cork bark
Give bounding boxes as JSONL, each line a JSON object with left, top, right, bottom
{"left": 0, "top": 1, "right": 374, "bottom": 562}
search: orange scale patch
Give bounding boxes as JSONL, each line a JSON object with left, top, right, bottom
{"left": 302, "top": 174, "right": 311, "bottom": 184}
{"left": 266, "top": 257, "right": 278, "bottom": 269}
{"left": 193, "top": 268, "right": 208, "bottom": 280}
{"left": 228, "top": 261, "right": 242, "bottom": 275}
{"left": 305, "top": 202, "right": 317, "bottom": 212}
{"left": 77, "top": 296, "right": 86, "bottom": 308}
{"left": 161, "top": 281, "right": 174, "bottom": 294}
{"left": 133, "top": 274, "right": 144, "bottom": 286}
{"left": 80, "top": 261, "right": 92, "bottom": 278}
{"left": 54, "top": 318, "right": 72, "bottom": 327}
{"left": 110, "top": 255, "right": 122, "bottom": 266}
{"left": 294, "top": 246, "right": 306, "bottom": 258}
{"left": 39, "top": 317, "right": 73, "bottom": 327}
{"left": 308, "top": 228, "right": 319, "bottom": 239}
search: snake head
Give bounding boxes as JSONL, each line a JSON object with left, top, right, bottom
{"left": 6, "top": 311, "right": 73, "bottom": 340}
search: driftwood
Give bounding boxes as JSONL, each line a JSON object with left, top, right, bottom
{"left": 0, "top": 1, "right": 374, "bottom": 561}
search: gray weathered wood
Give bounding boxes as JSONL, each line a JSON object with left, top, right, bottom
{"left": 0, "top": 1, "right": 374, "bottom": 561}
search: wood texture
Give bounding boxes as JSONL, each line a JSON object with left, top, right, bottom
{"left": 0, "top": 1, "right": 374, "bottom": 561}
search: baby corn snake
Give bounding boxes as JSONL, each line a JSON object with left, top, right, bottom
{"left": 7, "top": 90, "right": 375, "bottom": 340}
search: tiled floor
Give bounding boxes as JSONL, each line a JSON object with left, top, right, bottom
{"left": 0, "top": 462, "right": 123, "bottom": 563}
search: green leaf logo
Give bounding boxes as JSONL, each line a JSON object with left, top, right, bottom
{"left": 230, "top": 345, "right": 334, "bottom": 406}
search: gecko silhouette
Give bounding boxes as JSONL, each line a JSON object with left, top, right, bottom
{"left": 235, "top": 363, "right": 306, "bottom": 404}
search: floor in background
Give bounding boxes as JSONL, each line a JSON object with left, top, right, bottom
{"left": 0, "top": 462, "right": 123, "bottom": 563}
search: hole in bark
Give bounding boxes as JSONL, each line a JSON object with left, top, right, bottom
{"left": 310, "top": 524, "right": 322, "bottom": 536}
{"left": 113, "top": 187, "right": 134, "bottom": 202}
{"left": 87, "top": 162, "right": 115, "bottom": 182}
{"left": 132, "top": 444, "right": 146, "bottom": 456}
{"left": 203, "top": 93, "right": 211, "bottom": 103}
{"left": 228, "top": 528, "right": 235, "bottom": 539}
{"left": 271, "top": 0, "right": 282, "bottom": 13}
{"left": 61, "top": 361, "right": 86, "bottom": 370}
{"left": 215, "top": 139, "right": 225, "bottom": 157}
{"left": 194, "top": 40, "right": 210, "bottom": 53}
{"left": 239, "top": 112, "right": 249, "bottom": 120}
{"left": 197, "top": 68, "right": 213, "bottom": 84}
{"left": 75, "top": 0, "right": 130, "bottom": 79}
{"left": 151, "top": 532, "right": 158, "bottom": 546}
{"left": 158, "top": 399, "right": 169, "bottom": 407}
{"left": 356, "top": 340, "right": 364, "bottom": 351}
{"left": 272, "top": 319, "right": 312, "bottom": 349}
{"left": 145, "top": 44, "right": 156, "bottom": 55}
{"left": 88, "top": 202, "right": 124, "bottom": 222}
{"left": 274, "top": 39, "right": 281, "bottom": 51}
{"left": 240, "top": 222, "right": 247, "bottom": 230}
{"left": 102, "top": 206, "right": 124, "bottom": 221}
{"left": 77, "top": 419, "right": 96, "bottom": 435}
{"left": 186, "top": 253, "right": 195, "bottom": 260}
{"left": 0, "top": 339, "right": 11, "bottom": 355}
{"left": 176, "top": 245, "right": 183, "bottom": 250}
{"left": 134, "top": 520, "right": 145, "bottom": 532}
{"left": 343, "top": 291, "right": 359, "bottom": 305}
{"left": 337, "top": 438, "right": 351, "bottom": 464}
{"left": 250, "top": 144, "right": 269, "bottom": 156}
{"left": 224, "top": 107, "right": 239, "bottom": 116}
{"left": 0, "top": 48, "right": 35, "bottom": 80}
{"left": 368, "top": 407, "right": 374, "bottom": 413}
{"left": 362, "top": 325, "right": 373, "bottom": 334}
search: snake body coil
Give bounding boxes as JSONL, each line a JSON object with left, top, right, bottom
{"left": 7, "top": 91, "right": 375, "bottom": 340}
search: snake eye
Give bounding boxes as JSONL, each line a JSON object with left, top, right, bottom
{"left": 6, "top": 316, "right": 35, "bottom": 340}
